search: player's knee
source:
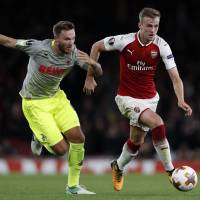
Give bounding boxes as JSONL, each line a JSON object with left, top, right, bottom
{"left": 52, "top": 142, "right": 68, "bottom": 156}
{"left": 130, "top": 129, "right": 145, "bottom": 146}
{"left": 139, "top": 138, "right": 145, "bottom": 146}
{"left": 55, "top": 146, "right": 68, "bottom": 156}
{"left": 132, "top": 138, "right": 144, "bottom": 146}
{"left": 65, "top": 128, "right": 85, "bottom": 143}
{"left": 150, "top": 116, "right": 164, "bottom": 129}
{"left": 74, "top": 132, "right": 85, "bottom": 143}
{"left": 77, "top": 134, "right": 85, "bottom": 143}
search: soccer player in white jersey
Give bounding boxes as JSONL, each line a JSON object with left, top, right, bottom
{"left": 0, "top": 21, "right": 103, "bottom": 195}
{"left": 84, "top": 7, "right": 192, "bottom": 191}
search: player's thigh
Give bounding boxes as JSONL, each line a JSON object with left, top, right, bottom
{"left": 115, "top": 95, "right": 141, "bottom": 121}
{"left": 54, "top": 97, "right": 80, "bottom": 134}
{"left": 139, "top": 93, "right": 163, "bottom": 128}
{"left": 139, "top": 109, "right": 163, "bottom": 129}
{"left": 115, "top": 95, "right": 147, "bottom": 128}
{"left": 115, "top": 94, "right": 160, "bottom": 131}
{"left": 22, "top": 99, "right": 63, "bottom": 147}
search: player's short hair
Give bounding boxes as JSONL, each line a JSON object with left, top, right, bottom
{"left": 139, "top": 7, "right": 161, "bottom": 21}
{"left": 53, "top": 21, "right": 75, "bottom": 36}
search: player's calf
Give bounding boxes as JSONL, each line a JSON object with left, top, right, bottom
{"left": 152, "top": 125, "right": 175, "bottom": 175}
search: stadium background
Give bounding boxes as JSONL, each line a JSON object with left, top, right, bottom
{"left": 0, "top": 0, "right": 200, "bottom": 174}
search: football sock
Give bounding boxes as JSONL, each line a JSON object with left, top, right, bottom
{"left": 152, "top": 125, "right": 174, "bottom": 171}
{"left": 117, "top": 139, "right": 140, "bottom": 170}
{"left": 153, "top": 139, "right": 174, "bottom": 171}
{"left": 68, "top": 143, "right": 85, "bottom": 187}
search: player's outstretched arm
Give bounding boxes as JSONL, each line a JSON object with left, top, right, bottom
{"left": 83, "top": 40, "right": 106, "bottom": 95}
{"left": 90, "top": 40, "right": 106, "bottom": 61}
{"left": 77, "top": 50, "right": 103, "bottom": 77}
{"left": 167, "top": 67, "right": 192, "bottom": 116}
{"left": 0, "top": 34, "right": 16, "bottom": 48}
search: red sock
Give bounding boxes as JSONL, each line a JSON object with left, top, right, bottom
{"left": 152, "top": 124, "right": 166, "bottom": 142}
{"left": 127, "top": 139, "right": 140, "bottom": 154}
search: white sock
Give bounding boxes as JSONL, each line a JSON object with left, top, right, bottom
{"left": 117, "top": 143, "right": 138, "bottom": 170}
{"left": 153, "top": 139, "right": 174, "bottom": 171}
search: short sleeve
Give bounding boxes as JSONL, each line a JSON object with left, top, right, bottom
{"left": 103, "top": 33, "right": 134, "bottom": 52}
{"left": 159, "top": 39, "right": 176, "bottom": 70}
{"left": 16, "top": 39, "right": 41, "bottom": 55}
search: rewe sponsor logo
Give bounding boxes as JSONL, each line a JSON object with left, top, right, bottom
{"left": 39, "top": 65, "right": 65, "bottom": 75}
{"left": 127, "top": 61, "right": 154, "bottom": 71}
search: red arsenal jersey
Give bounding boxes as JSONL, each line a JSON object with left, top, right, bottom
{"left": 103, "top": 32, "right": 176, "bottom": 99}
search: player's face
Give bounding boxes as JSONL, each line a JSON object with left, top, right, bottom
{"left": 56, "top": 29, "right": 75, "bottom": 53}
{"left": 138, "top": 17, "right": 160, "bottom": 43}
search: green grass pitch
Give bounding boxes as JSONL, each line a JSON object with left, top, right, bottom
{"left": 0, "top": 173, "right": 199, "bottom": 200}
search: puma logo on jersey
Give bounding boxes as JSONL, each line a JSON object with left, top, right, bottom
{"left": 127, "top": 49, "right": 134, "bottom": 55}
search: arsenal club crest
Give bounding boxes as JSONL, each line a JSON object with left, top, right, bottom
{"left": 150, "top": 50, "right": 158, "bottom": 59}
{"left": 134, "top": 107, "right": 140, "bottom": 113}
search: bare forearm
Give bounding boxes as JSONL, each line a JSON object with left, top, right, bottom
{"left": 89, "top": 60, "right": 103, "bottom": 77}
{"left": 87, "top": 41, "right": 105, "bottom": 77}
{"left": 0, "top": 34, "right": 16, "bottom": 48}
{"left": 90, "top": 43, "right": 101, "bottom": 61}
{"left": 173, "top": 77, "right": 184, "bottom": 102}
{"left": 168, "top": 67, "right": 192, "bottom": 116}
{"left": 173, "top": 76, "right": 192, "bottom": 116}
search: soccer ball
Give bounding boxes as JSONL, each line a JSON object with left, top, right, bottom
{"left": 171, "top": 166, "right": 198, "bottom": 191}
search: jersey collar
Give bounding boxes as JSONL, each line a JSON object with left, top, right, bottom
{"left": 136, "top": 31, "right": 153, "bottom": 47}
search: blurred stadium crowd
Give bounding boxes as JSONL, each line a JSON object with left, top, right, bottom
{"left": 0, "top": 0, "right": 200, "bottom": 159}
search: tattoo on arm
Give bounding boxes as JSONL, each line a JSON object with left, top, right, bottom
{"left": 90, "top": 62, "right": 102, "bottom": 77}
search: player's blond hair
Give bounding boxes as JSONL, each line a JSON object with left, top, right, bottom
{"left": 139, "top": 7, "right": 161, "bottom": 22}
{"left": 53, "top": 21, "right": 75, "bottom": 37}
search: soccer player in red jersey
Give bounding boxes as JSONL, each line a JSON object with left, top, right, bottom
{"left": 84, "top": 7, "right": 192, "bottom": 191}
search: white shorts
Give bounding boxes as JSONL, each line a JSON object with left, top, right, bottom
{"left": 115, "top": 93, "right": 160, "bottom": 132}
